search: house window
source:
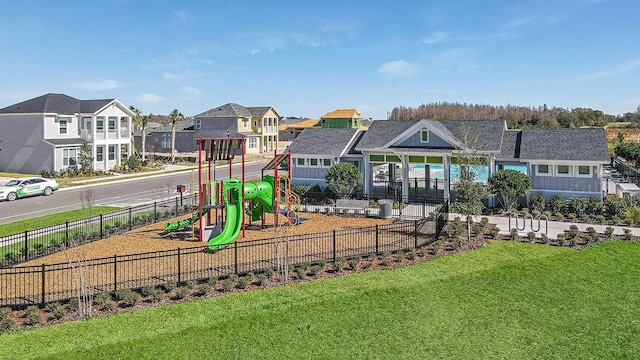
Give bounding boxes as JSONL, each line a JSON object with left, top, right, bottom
{"left": 249, "top": 138, "right": 257, "bottom": 149}
{"left": 556, "top": 165, "right": 571, "bottom": 176}
{"left": 195, "top": 119, "right": 201, "bottom": 129}
{"left": 577, "top": 165, "right": 591, "bottom": 177}
{"left": 421, "top": 130, "right": 429, "bottom": 143}
{"left": 63, "top": 149, "right": 77, "bottom": 168}
{"left": 243, "top": 119, "right": 249, "bottom": 128}
{"left": 296, "top": 158, "right": 305, "bottom": 166}
{"left": 96, "top": 118, "right": 104, "bottom": 131}
{"left": 59, "top": 119, "right": 68, "bottom": 134}
{"left": 537, "top": 164, "right": 550, "bottom": 176}
{"left": 108, "top": 145, "right": 116, "bottom": 161}
{"left": 96, "top": 146, "right": 104, "bottom": 161}
{"left": 108, "top": 117, "right": 117, "bottom": 131}
{"left": 310, "top": 159, "right": 319, "bottom": 167}
{"left": 161, "top": 134, "right": 171, "bottom": 149}
{"left": 323, "top": 159, "right": 332, "bottom": 167}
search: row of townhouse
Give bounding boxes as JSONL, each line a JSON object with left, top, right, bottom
{"left": 0, "top": 93, "right": 612, "bottom": 201}
{"left": 0, "top": 94, "right": 282, "bottom": 174}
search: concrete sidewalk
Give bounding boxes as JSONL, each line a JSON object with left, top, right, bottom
{"left": 475, "top": 214, "right": 640, "bottom": 240}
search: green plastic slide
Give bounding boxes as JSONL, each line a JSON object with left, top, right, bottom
{"left": 164, "top": 208, "right": 208, "bottom": 233}
{"left": 207, "top": 176, "right": 275, "bottom": 250}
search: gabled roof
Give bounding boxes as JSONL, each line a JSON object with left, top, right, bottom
{"left": 141, "top": 119, "right": 196, "bottom": 134}
{"left": 355, "top": 119, "right": 505, "bottom": 152}
{"left": 0, "top": 93, "right": 114, "bottom": 114}
{"left": 279, "top": 119, "right": 319, "bottom": 131}
{"left": 247, "top": 106, "right": 279, "bottom": 118}
{"left": 288, "top": 128, "right": 360, "bottom": 157}
{"left": 519, "top": 127, "right": 610, "bottom": 162}
{"left": 195, "top": 103, "right": 252, "bottom": 118}
{"left": 321, "top": 108, "right": 361, "bottom": 119}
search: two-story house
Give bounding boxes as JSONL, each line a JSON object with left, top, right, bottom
{"left": 138, "top": 103, "right": 280, "bottom": 156}
{"left": 319, "top": 108, "right": 363, "bottom": 129}
{"left": 0, "top": 93, "right": 133, "bottom": 173}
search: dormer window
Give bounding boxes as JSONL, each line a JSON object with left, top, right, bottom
{"left": 195, "top": 119, "right": 201, "bottom": 129}
{"left": 243, "top": 118, "right": 249, "bottom": 127}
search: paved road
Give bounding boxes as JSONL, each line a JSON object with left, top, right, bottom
{"left": 0, "top": 160, "right": 269, "bottom": 225}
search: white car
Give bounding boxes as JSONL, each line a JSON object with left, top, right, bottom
{"left": 0, "top": 177, "right": 59, "bottom": 201}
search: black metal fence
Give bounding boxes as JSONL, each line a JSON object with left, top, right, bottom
{"left": 0, "top": 213, "right": 449, "bottom": 308}
{"left": 0, "top": 196, "right": 196, "bottom": 268}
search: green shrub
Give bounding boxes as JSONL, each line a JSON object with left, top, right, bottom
{"left": 45, "top": 302, "right": 65, "bottom": 321}
{"left": 581, "top": 215, "right": 592, "bottom": 223}
{"left": 0, "top": 307, "right": 11, "bottom": 319}
{"left": 604, "top": 227, "right": 615, "bottom": 239}
{"left": 256, "top": 274, "right": 268, "bottom": 287}
{"left": 480, "top": 217, "right": 489, "bottom": 227}
{"left": 624, "top": 228, "right": 633, "bottom": 241}
{"left": 67, "top": 298, "right": 79, "bottom": 313}
{"left": 122, "top": 291, "right": 141, "bottom": 307}
{"left": 529, "top": 193, "right": 546, "bottom": 213}
{"left": 102, "top": 299, "right": 116, "bottom": 311}
{"left": 114, "top": 288, "right": 132, "bottom": 301}
{"left": 221, "top": 279, "right": 235, "bottom": 292}
{"left": 540, "top": 233, "right": 549, "bottom": 244}
{"left": 149, "top": 288, "right": 164, "bottom": 303}
{"left": 185, "top": 280, "right": 196, "bottom": 290}
{"left": 406, "top": 251, "right": 417, "bottom": 260}
{"left": 568, "top": 225, "right": 580, "bottom": 239}
{"left": 207, "top": 277, "right": 218, "bottom": 287}
{"left": 228, "top": 274, "right": 239, "bottom": 282}
{"left": 510, "top": 228, "right": 519, "bottom": 241}
{"left": 431, "top": 241, "right": 441, "bottom": 255}
{"left": 237, "top": 277, "right": 250, "bottom": 289}
{"left": 527, "top": 232, "right": 536, "bottom": 243}
{"left": 172, "top": 287, "right": 190, "bottom": 300}
{"left": 348, "top": 257, "right": 361, "bottom": 269}
{"left": 246, "top": 272, "right": 255, "bottom": 282}
{"left": 94, "top": 292, "right": 111, "bottom": 306}
{"left": 24, "top": 305, "right": 41, "bottom": 326}
{"left": 163, "top": 280, "right": 177, "bottom": 293}
{"left": 418, "top": 246, "right": 428, "bottom": 257}
{"left": 333, "top": 257, "right": 346, "bottom": 272}
{"left": 395, "top": 251, "right": 405, "bottom": 263}
{"left": 380, "top": 253, "right": 391, "bottom": 266}
{"left": 490, "top": 227, "right": 501, "bottom": 239}
{"left": 294, "top": 267, "right": 306, "bottom": 280}
{"left": 595, "top": 215, "right": 606, "bottom": 225}
{"left": 604, "top": 196, "right": 627, "bottom": 219}
{"left": 569, "top": 198, "right": 588, "bottom": 217}
{"left": 140, "top": 286, "right": 155, "bottom": 297}
{"left": 308, "top": 265, "right": 322, "bottom": 276}
{"left": 195, "top": 284, "right": 211, "bottom": 297}
{"left": 567, "top": 213, "right": 577, "bottom": 221}
{"left": 0, "top": 317, "right": 15, "bottom": 331}
{"left": 557, "top": 234, "right": 566, "bottom": 247}
{"left": 549, "top": 195, "right": 566, "bottom": 214}
{"left": 555, "top": 212, "right": 565, "bottom": 221}
{"left": 318, "top": 260, "right": 327, "bottom": 269}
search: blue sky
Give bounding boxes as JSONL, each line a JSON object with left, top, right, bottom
{"left": 1, "top": 0, "right": 638, "bottom": 120}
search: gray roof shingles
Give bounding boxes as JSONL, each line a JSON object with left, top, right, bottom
{"left": 247, "top": 106, "right": 272, "bottom": 117}
{"left": 355, "top": 119, "right": 505, "bottom": 152}
{"left": 496, "top": 130, "right": 521, "bottom": 161}
{"left": 0, "top": 93, "right": 114, "bottom": 114}
{"left": 195, "top": 103, "right": 252, "bottom": 118}
{"left": 519, "top": 128, "right": 610, "bottom": 162}
{"left": 288, "top": 128, "right": 359, "bottom": 157}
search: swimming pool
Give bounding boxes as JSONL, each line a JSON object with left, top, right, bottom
{"left": 412, "top": 164, "right": 527, "bottom": 182}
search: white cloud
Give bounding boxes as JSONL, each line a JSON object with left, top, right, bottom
{"left": 378, "top": 60, "right": 421, "bottom": 78}
{"left": 163, "top": 72, "right": 179, "bottom": 80}
{"left": 250, "top": 49, "right": 261, "bottom": 56}
{"left": 173, "top": 9, "right": 188, "bottom": 22}
{"left": 422, "top": 31, "right": 450, "bottom": 44}
{"left": 76, "top": 79, "right": 120, "bottom": 91}
{"left": 503, "top": 16, "right": 536, "bottom": 29}
{"left": 181, "top": 86, "right": 201, "bottom": 96}
{"left": 137, "top": 93, "right": 165, "bottom": 103}
{"left": 579, "top": 58, "right": 640, "bottom": 79}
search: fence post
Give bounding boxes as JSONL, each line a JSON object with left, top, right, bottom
{"left": 65, "top": 221, "right": 69, "bottom": 244}
{"left": 177, "top": 248, "right": 181, "bottom": 284}
{"left": 24, "top": 231, "right": 28, "bottom": 261}
{"left": 234, "top": 242, "right": 239, "bottom": 274}
{"left": 128, "top": 207, "right": 132, "bottom": 231}
{"left": 41, "top": 263, "right": 46, "bottom": 306}
{"left": 414, "top": 220, "right": 418, "bottom": 248}
{"left": 175, "top": 197, "right": 179, "bottom": 216}
{"left": 333, "top": 230, "right": 337, "bottom": 262}
{"left": 100, "top": 214, "right": 104, "bottom": 239}
{"left": 375, "top": 225, "right": 379, "bottom": 254}
{"left": 113, "top": 255, "right": 117, "bottom": 292}
{"left": 154, "top": 202, "right": 157, "bottom": 222}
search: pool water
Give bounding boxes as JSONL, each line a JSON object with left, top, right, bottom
{"left": 411, "top": 164, "right": 527, "bottom": 182}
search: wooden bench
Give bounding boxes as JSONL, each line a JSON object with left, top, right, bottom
{"left": 334, "top": 199, "right": 369, "bottom": 215}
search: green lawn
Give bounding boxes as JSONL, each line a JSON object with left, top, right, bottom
{"left": 1, "top": 241, "right": 639, "bottom": 359}
{"left": 0, "top": 207, "right": 120, "bottom": 237}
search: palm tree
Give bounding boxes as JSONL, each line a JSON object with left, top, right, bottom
{"left": 140, "top": 113, "right": 152, "bottom": 164}
{"left": 168, "top": 109, "right": 184, "bottom": 163}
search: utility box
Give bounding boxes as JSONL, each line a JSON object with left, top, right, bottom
{"left": 176, "top": 185, "right": 186, "bottom": 193}
{"left": 379, "top": 200, "right": 393, "bottom": 219}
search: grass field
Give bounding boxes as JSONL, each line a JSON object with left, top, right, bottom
{"left": 0, "top": 240, "right": 638, "bottom": 359}
{"left": 0, "top": 207, "right": 120, "bottom": 237}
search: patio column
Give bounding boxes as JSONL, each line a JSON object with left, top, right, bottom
{"left": 401, "top": 155, "right": 409, "bottom": 202}
{"left": 444, "top": 155, "right": 450, "bottom": 202}
{"left": 488, "top": 155, "right": 496, "bottom": 207}
{"left": 363, "top": 156, "right": 371, "bottom": 195}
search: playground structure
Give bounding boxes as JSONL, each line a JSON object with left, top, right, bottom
{"left": 163, "top": 137, "right": 301, "bottom": 250}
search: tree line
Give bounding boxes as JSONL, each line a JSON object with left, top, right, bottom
{"left": 389, "top": 102, "right": 622, "bottom": 129}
